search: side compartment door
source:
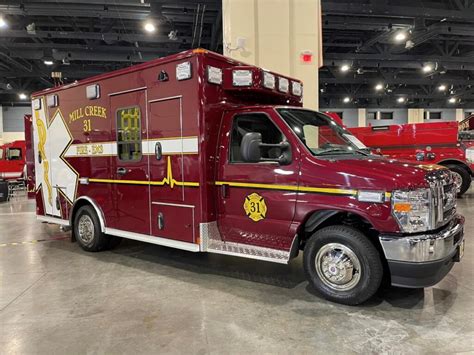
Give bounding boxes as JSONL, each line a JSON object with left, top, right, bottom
{"left": 147, "top": 96, "right": 198, "bottom": 243}
{"left": 108, "top": 89, "right": 150, "bottom": 235}
{"left": 216, "top": 111, "right": 299, "bottom": 251}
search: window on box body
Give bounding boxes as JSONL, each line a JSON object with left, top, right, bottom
{"left": 116, "top": 106, "right": 142, "bottom": 161}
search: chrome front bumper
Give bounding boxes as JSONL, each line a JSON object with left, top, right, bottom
{"left": 380, "top": 215, "right": 464, "bottom": 263}
{"left": 379, "top": 215, "right": 465, "bottom": 288}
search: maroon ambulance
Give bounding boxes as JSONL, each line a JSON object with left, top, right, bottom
{"left": 30, "top": 49, "right": 464, "bottom": 305}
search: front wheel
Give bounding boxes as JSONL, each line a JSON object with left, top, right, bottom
{"left": 74, "top": 205, "right": 109, "bottom": 252}
{"left": 445, "top": 164, "right": 471, "bottom": 196}
{"left": 303, "top": 225, "right": 383, "bottom": 305}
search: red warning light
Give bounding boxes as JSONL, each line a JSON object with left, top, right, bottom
{"left": 300, "top": 51, "right": 313, "bottom": 64}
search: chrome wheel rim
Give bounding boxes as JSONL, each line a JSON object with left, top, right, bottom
{"left": 78, "top": 215, "right": 94, "bottom": 245}
{"left": 315, "top": 243, "right": 361, "bottom": 291}
{"left": 451, "top": 171, "right": 463, "bottom": 192}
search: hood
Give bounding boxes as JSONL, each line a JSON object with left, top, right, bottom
{"left": 306, "top": 155, "right": 448, "bottom": 191}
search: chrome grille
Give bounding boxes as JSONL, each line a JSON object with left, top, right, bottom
{"left": 426, "top": 170, "right": 457, "bottom": 229}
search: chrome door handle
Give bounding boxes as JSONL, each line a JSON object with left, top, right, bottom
{"left": 117, "top": 167, "right": 128, "bottom": 175}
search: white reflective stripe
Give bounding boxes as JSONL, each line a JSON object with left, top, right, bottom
{"left": 64, "top": 142, "right": 116, "bottom": 157}
{"left": 64, "top": 137, "right": 198, "bottom": 157}
{"left": 145, "top": 137, "right": 198, "bottom": 154}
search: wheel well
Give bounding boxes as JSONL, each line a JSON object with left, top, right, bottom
{"left": 438, "top": 160, "right": 472, "bottom": 175}
{"left": 299, "top": 209, "right": 391, "bottom": 285}
{"left": 69, "top": 197, "right": 106, "bottom": 235}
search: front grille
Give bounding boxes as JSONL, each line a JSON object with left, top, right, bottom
{"left": 427, "top": 170, "right": 457, "bottom": 229}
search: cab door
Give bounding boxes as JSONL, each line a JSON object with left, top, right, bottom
{"left": 216, "top": 110, "right": 299, "bottom": 251}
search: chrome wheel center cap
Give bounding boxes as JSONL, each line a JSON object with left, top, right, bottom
{"left": 315, "top": 243, "right": 361, "bottom": 291}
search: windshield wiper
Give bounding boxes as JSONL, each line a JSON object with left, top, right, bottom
{"left": 315, "top": 148, "right": 371, "bottom": 157}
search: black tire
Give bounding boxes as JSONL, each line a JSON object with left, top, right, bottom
{"left": 303, "top": 225, "right": 383, "bottom": 305}
{"left": 73, "top": 205, "right": 109, "bottom": 252}
{"left": 445, "top": 164, "right": 471, "bottom": 196}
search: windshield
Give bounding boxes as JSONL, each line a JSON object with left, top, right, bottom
{"left": 0, "top": 148, "right": 3, "bottom": 160}
{"left": 7, "top": 148, "right": 22, "bottom": 161}
{"left": 276, "top": 108, "right": 367, "bottom": 156}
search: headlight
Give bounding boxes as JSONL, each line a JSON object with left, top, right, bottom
{"left": 466, "top": 147, "right": 474, "bottom": 163}
{"left": 392, "top": 189, "right": 431, "bottom": 233}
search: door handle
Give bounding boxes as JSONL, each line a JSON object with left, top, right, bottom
{"left": 117, "top": 167, "right": 128, "bottom": 175}
{"left": 155, "top": 142, "right": 162, "bottom": 160}
{"left": 221, "top": 184, "right": 229, "bottom": 198}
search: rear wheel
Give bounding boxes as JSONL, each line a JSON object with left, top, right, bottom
{"left": 74, "top": 205, "right": 109, "bottom": 252}
{"left": 303, "top": 225, "right": 383, "bottom": 305}
{"left": 445, "top": 164, "right": 471, "bottom": 196}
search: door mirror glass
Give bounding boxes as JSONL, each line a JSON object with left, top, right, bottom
{"left": 241, "top": 132, "right": 262, "bottom": 162}
{"left": 241, "top": 132, "right": 292, "bottom": 165}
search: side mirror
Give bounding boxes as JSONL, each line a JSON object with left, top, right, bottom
{"left": 241, "top": 132, "right": 292, "bottom": 165}
{"left": 241, "top": 132, "right": 262, "bottom": 163}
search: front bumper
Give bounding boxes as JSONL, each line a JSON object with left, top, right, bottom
{"left": 379, "top": 215, "right": 465, "bottom": 288}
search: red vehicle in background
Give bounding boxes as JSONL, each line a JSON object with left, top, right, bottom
{"left": 347, "top": 121, "right": 474, "bottom": 195}
{"left": 0, "top": 139, "right": 27, "bottom": 182}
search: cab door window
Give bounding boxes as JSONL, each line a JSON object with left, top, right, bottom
{"left": 116, "top": 106, "right": 142, "bottom": 161}
{"left": 230, "top": 113, "right": 285, "bottom": 163}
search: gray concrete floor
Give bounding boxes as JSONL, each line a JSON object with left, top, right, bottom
{"left": 1, "top": 191, "right": 473, "bottom": 354}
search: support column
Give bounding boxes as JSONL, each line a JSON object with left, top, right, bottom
{"left": 0, "top": 105, "right": 3, "bottom": 145}
{"left": 408, "top": 108, "right": 424, "bottom": 123}
{"left": 455, "top": 108, "right": 464, "bottom": 122}
{"left": 222, "top": 0, "right": 322, "bottom": 110}
{"left": 357, "top": 108, "right": 367, "bottom": 127}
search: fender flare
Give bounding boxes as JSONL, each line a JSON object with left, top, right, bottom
{"left": 304, "top": 210, "right": 340, "bottom": 233}
{"left": 437, "top": 159, "right": 472, "bottom": 175}
{"left": 69, "top": 196, "right": 106, "bottom": 233}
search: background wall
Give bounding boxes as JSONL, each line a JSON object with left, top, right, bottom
{"left": 1, "top": 106, "right": 31, "bottom": 143}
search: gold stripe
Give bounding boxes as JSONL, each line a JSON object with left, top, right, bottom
{"left": 215, "top": 181, "right": 358, "bottom": 195}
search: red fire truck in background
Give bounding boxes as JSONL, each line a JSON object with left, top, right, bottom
{"left": 30, "top": 49, "right": 464, "bottom": 305}
{"left": 0, "top": 139, "right": 27, "bottom": 181}
{"left": 348, "top": 121, "right": 474, "bottom": 196}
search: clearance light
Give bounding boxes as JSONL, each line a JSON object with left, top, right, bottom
{"left": 263, "top": 71, "right": 275, "bottom": 89}
{"left": 47, "top": 94, "right": 58, "bottom": 107}
{"left": 176, "top": 61, "right": 192, "bottom": 81}
{"left": 86, "top": 84, "right": 100, "bottom": 99}
{"left": 292, "top": 81, "right": 302, "bottom": 96}
{"left": 32, "top": 98, "right": 41, "bottom": 110}
{"left": 278, "top": 77, "right": 289, "bottom": 93}
{"left": 233, "top": 70, "right": 253, "bottom": 86}
{"left": 207, "top": 66, "right": 222, "bottom": 84}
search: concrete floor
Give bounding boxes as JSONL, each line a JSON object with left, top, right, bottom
{"left": 1, "top": 192, "right": 473, "bottom": 354}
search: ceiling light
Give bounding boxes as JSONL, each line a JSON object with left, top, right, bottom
{"left": 343, "top": 97, "right": 351, "bottom": 103}
{"left": 43, "top": 59, "right": 54, "bottom": 66}
{"left": 422, "top": 64, "right": 433, "bottom": 73}
{"left": 340, "top": 64, "right": 350, "bottom": 72}
{"left": 144, "top": 21, "right": 156, "bottom": 33}
{"left": 438, "top": 84, "right": 447, "bottom": 91}
{"left": 448, "top": 97, "right": 457, "bottom": 104}
{"left": 18, "top": 93, "right": 28, "bottom": 100}
{"left": 397, "top": 97, "right": 406, "bottom": 103}
{"left": 375, "top": 83, "right": 384, "bottom": 91}
{"left": 0, "top": 16, "right": 7, "bottom": 28}
{"left": 394, "top": 32, "right": 407, "bottom": 42}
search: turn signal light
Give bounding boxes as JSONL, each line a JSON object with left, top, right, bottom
{"left": 393, "top": 203, "right": 412, "bottom": 212}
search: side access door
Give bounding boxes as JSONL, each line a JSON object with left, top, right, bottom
{"left": 147, "top": 96, "right": 198, "bottom": 243}
{"left": 216, "top": 110, "right": 299, "bottom": 251}
{"left": 109, "top": 89, "right": 150, "bottom": 235}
